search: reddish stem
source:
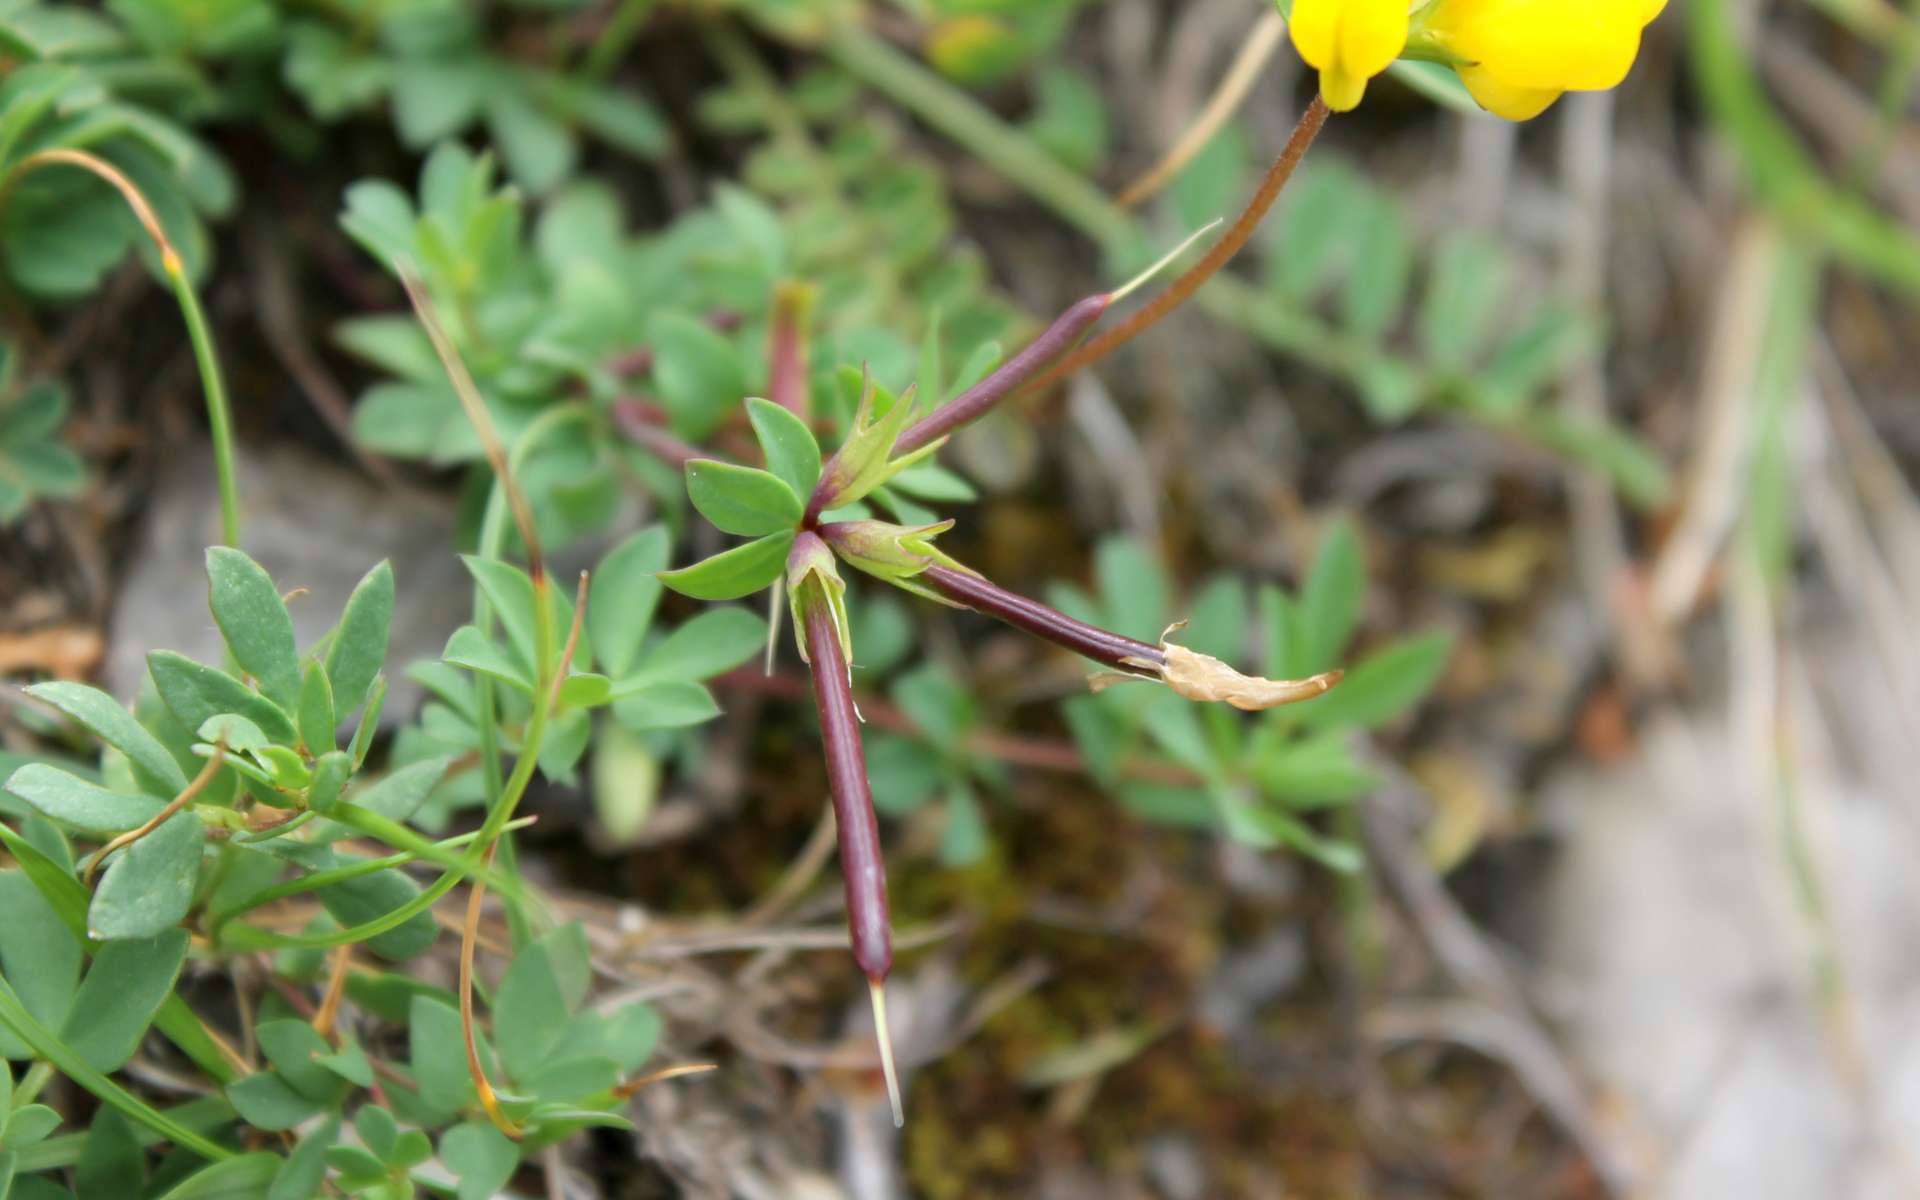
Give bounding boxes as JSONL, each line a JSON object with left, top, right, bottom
{"left": 612, "top": 399, "right": 708, "bottom": 468}
{"left": 768, "top": 284, "right": 814, "bottom": 420}
{"left": 1009, "top": 96, "right": 1330, "bottom": 406}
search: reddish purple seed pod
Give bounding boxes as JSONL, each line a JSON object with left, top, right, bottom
{"left": 920, "top": 563, "right": 1164, "bottom": 674}
{"left": 895, "top": 292, "right": 1111, "bottom": 456}
{"left": 802, "top": 591, "right": 893, "bottom": 982}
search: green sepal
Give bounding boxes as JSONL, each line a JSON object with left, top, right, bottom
{"left": 785, "top": 533, "right": 850, "bottom": 668}
{"left": 812, "top": 367, "right": 948, "bottom": 513}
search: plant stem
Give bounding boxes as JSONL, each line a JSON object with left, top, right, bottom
{"left": 1019, "top": 96, "right": 1329, "bottom": 395}
{"left": 83, "top": 745, "right": 225, "bottom": 886}
{"left": 324, "top": 803, "right": 531, "bottom": 906}
{"left": 0, "top": 149, "right": 241, "bottom": 545}
{"left": 814, "top": 27, "right": 1381, "bottom": 393}
{"left": 210, "top": 817, "right": 536, "bottom": 929}
{"left": 171, "top": 264, "right": 241, "bottom": 546}
{"left": 473, "top": 402, "right": 588, "bottom": 811}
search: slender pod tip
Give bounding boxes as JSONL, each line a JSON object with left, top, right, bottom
{"left": 869, "top": 976, "right": 905, "bottom": 1127}
{"left": 1109, "top": 218, "right": 1225, "bottom": 303}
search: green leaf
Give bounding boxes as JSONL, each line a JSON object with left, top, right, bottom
{"left": 892, "top": 664, "right": 972, "bottom": 747}
{"left": 611, "top": 682, "right": 718, "bottom": 731}
{"left": 147, "top": 651, "right": 297, "bottom": 747}
{"left": 1251, "top": 731, "right": 1376, "bottom": 807}
{"left": 939, "top": 782, "right": 988, "bottom": 866}
{"left": 1296, "top": 519, "right": 1364, "bottom": 675}
{"left": 1169, "top": 119, "right": 1249, "bottom": 234}
{"left": 1295, "top": 633, "right": 1451, "bottom": 731}
{"left": 205, "top": 548, "right": 301, "bottom": 709}
{"left": 325, "top": 560, "right": 394, "bottom": 714}
{"left": 296, "top": 664, "right": 335, "bottom": 755}
{"left": 460, "top": 557, "right": 539, "bottom": 676}
{"left": 316, "top": 1036, "right": 373, "bottom": 1088}
{"left": 441, "top": 1121, "right": 519, "bottom": 1200}
{"left": 338, "top": 757, "right": 450, "bottom": 830}
{"left": 151, "top": 1153, "right": 282, "bottom": 1200}
{"left": 557, "top": 673, "right": 611, "bottom": 707}
{"left": 3, "top": 765, "right": 164, "bottom": 836}
{"left": 1418, "top": 233, "right": 1510, "bottom": 369}
{"left": 443, "top": 625, "right": 534, "bottom": 692}
{"left": 317, "top": 869, "right": 438, "bottom": 961}
{"left": 268, "top": 1115, "right": 337, "bottom": 1200}
{"left": 88, "top": 812, "right": 204, "bottom": 941}
{"left": 634, "top": 608, "right": 766, "bottom": 683}
{"left": 324, "top": 1144, "right": 386, "bottom": 1188}
{"left": 866, "top": 734, "right": 943, "bottom": 815}
{"left": 1181, "top": 576, "right": 1247, "bottom": 664}
{"left": 1094, "top": 537, "right": 1169, "bottom": 643}
{"left": 391, "top": 60, "right": 486, "bottom": 146}
{"left": 304, "top": 751, "right": 351, "bottom": 816}
{"left": 589, "top": 528, "right": 668, "bottom": 679}
{"left": 591, "top": 722, "right": 657, "bottom": 846}
{"left": 649, "top": 311, "right": 744, "bottom": 439}
{"left": 61, "top": 931, "right": 188, "bottom": 1073}
{"left": 488, "top": 89, "right": 576, "bottom": 194}
{"left": 410, "top": 996, "right": 475, "bottom": 1117}
{"left": 493, "top": 939, "right": 572, "bottom": 1085}
{"left": 256, "top": 1020, "right": 346, "bottom": 1103}
{"left": 354, "top": 1104, "right": 398, "bottom": 1160}
{"left": 686, "top": 460, "right": 801, "bottom": 537}
{"left": 1024, "top": 65, "right": 1109, "bottom": 173}
{"left": 348, "top": 676, "right": 386, "bottom": 766}
{"left": 197, "top": 714, "right": 268, "bottom": 755}
{"left": 1341, "top": 190, "right": 1413, "bottom": 340}
{"left": 886, "top": 463, "right": 976, "bottom": 504}
{"left": 5, "top": 1103, "right": 59, "bottom": 1146}
{"left": 1272, "top": 163, "right": 1364, "bottom": 301}
{"left": 1235, "top": 804, "right": 1362, "bottom": 873}
{"left": 0, "top": 974, "right": 228, "bottom": 1163}
{"left": 745, "top": 397, "right": 821, "bottom": 500}
{"left": 75, "top": 1106, "right": 145, "bottom": 1199}
{"left": 224, "top": 1072, "right": 320, "bottom": 1132}
{"left": 658, "top": 531, "right": 793, "bottom": 601}
{"left": 0, "top": 870, "right": 83, "bottom": 1058}
{"left": 26, "top": 683, "right": 186, "bottom": 799}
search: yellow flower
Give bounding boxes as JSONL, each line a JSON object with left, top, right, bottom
{"left": 1423, "top": 0, "right": 1667, "bottom": 119}
{"left": 1288, "top": 0, "right": 1409, "bottom": 112}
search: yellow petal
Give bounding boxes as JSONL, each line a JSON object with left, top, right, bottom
{"left": 1320, "top": 63, "right": 1369, "bottom": 112}
{"left": 1428, "top": 0, "right": 1654, "bottom": 92}
{"left": 1290, "top": 0, "right": 1408, "bottom": 111}
{"left": 1455, "top": 65, "right": 1563, "bottom": 120}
